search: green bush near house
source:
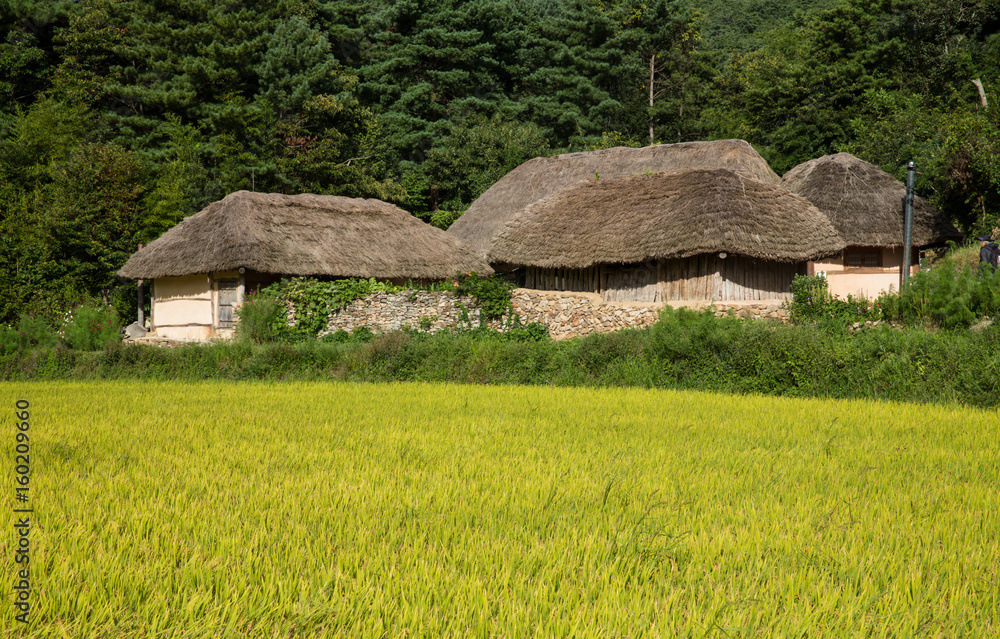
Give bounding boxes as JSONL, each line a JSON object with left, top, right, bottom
{"left": 15, "top": 314, "right": 59, "bottom": 350}
{"left": 60, "top": 304, "right": 122, "bottom": 351}
{"left": 452, "top": 272, "right": 515, "bottom": 322}
{"left": 234, "top": 291, "right": 289, "bottom": 344}
{"left": 883, "top": 263, "right": 1000, "bottom": 329}
{"left": 0, "top": 324, "right": 18, "bottom": 356}
{"left": 789, "top": 261, "right": 1000, "bottom": 330}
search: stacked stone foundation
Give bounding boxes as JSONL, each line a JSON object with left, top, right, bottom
{"left": 320, "top": 289, "right": 789, "bottom": 340}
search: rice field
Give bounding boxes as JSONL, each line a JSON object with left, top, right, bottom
{"left": 1, "top": 381, "right": 998, "bottom": 637}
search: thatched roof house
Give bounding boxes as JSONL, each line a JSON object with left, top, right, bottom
{"left": 781, "top": 153, "right": 962, "bottom": 298}
{"left": 489, "top": 168, "right": 844, "bottom": 302}
{"left": 449, "top": 139, "right": 780, "bottom": 259}
{"left": 119, "top": 191, "right": 490, "bottom": 339}
{"left": 780, "top": 153, "right": 961, "bottom": 247}
{"left": 120, "top": 190, "right": 490, "bottom": 281}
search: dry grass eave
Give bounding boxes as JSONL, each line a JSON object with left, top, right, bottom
{"left": 487, "top": 168, "right": 846, "bottom": 268}
{"left": 449, "top": 139, "right": 782, "bottom": 259}
{"left": 119, "top": 190, "right": 492, "bottom": 281}
{"left": 781, "top": 153, "right": 963, "bottom": 248}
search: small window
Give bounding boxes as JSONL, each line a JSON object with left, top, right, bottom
{"left": 843, "top": 248, "right": 881, "bottom": 268}
{"left": 217, "top": 279, "right": 239, "bottom": 328}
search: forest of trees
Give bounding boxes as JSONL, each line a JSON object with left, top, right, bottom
{"left": 1, "top": 0, "right": 998, "bottom": 324}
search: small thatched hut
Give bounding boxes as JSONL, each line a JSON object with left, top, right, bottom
{"left": 119, "top": 191, "right": 491, "bottom": 339}
{"left": 781, "top": 153, "right": 962, "bottom": 298}
{"left": 488, "top": 168, "right": 844, "bottom": 302}
{"left": 448, "top": 139, "right": 781, "bottom": 259}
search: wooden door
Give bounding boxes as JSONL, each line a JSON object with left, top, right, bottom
{"left": 217, "top": 279, "right": 239, "bottom": 328}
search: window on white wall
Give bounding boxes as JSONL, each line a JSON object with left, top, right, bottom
{"left": 843, "top": 248, "right": 882, "bottom": 268}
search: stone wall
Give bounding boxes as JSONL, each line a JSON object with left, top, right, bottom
{"left": 324, "top": 290, "right": 485, "bottom": 334}
{"left": 321, "top": 289, "right": 789, "bottom": 340}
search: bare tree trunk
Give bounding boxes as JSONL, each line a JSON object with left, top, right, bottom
{"left": 972, "top": 78, "right": 988, "bottom": 107}
{"left": 649, "top": 53, "right": 655, "bottom": 146}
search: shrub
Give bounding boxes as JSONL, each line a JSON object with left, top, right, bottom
{"left": 60, "top": 304, "right": 121, "bottom": 351}
{"left": 350, "top": 326, "right": 374, "bottom": 343}
{"left": 826, "top": 293, "right": 881, "bottom": 324}
{"left": 15, "top": 314, "right": 57, "bottom": 349}
{"left": 881, "top": 263, "right": 1000, "bottom": 329}
{"left": 507, "top": 321, "right": 549, "bottom": 342}
{"left": 789, "top": 265, "right": 1000, "bottom": 330}
{"left": 235, "top": 290, "right": 289, "bottom": 344}
{"left": 320, "top": 330, "right": 350, "bottom": 343}
{"left": 453, "top": 272, "right": 514, "bottom": 322}
{"left": 0, "top": 325, "right": 18, "bottom": 356}
{"left": 787, "top": 275, "right": 832, "bottom": 323}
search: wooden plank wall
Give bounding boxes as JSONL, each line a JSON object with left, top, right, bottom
{"left": 526, "top": 257, "right": 799, "bottom": 302}
{"left": 603, "top": 261, "right": 659, "bottom": 302}
{"left": 525, "top": 266, "right": 602, "bottom": 293}
{"left": 718, "top": 255, "right": 798, "bottom": 300}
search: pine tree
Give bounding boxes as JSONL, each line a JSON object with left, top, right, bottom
{"left": 359, "top": 0, "right": 503, "bottom": 165}
{"left": 0, "top": 0, "right": 78, "bottom": 116}
{"left": 514, "top": 0, "right": 632, "bottom": 147}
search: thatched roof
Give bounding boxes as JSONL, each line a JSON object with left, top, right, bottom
{"left": 448, "top": 139, "right": 781, "bottom": 258}
{"left": 118, "top": 191, "right": 492, "bottom": 280}
{"left": 488, "top": 168, "right": 845, "bottom": 268}
{"left": 780, "top": 153, "right": 963, "bottom": 247}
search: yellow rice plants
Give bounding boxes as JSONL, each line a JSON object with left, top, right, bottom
{"left": 0, "top": 381, "right": 998, "bottom": 637}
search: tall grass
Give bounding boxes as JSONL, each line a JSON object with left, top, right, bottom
{"left": 5, "top": 310, "right": 1000, "bottom": 408}
{"left": 1, "top": 381, "right": 997, "bottom": 637}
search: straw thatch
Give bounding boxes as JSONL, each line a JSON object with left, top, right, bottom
{"left": 488, "top": 168, "right": 844, "bottom": 268}
{"left": 449, "top": 139, "right": 781, "bottom": 258}
{"left": 780, "top": 153, "right": 962, "bottom": 247}
{"left": 118, "top": 191, "right": 492, "bottom": 280}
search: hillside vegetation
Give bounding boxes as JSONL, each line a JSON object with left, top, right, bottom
{"left": 1, "top": 0, "right": 998, "bottom": 325}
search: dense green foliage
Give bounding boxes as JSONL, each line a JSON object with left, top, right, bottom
{"left": 1, "top": 0, "right": 998, "bottom": 324}
{"left": 56, "top": 303, "right": 120, "bottom": 350}
{"left": 789, "top": 265, "right": 1000, "bottom": 329}
{"left": 452, "top": 271, "right": 515, "bottom": 321}
{"left": 1, "top": 302, "right": 120, "bottom": 354}
{"left": 5, "top": 308, "right": 1000, "bottom": 407}
{"left": 261, "top": 276, "right": 402, "bottom": 337}
{"left": 232, "top": 290, "right": 292, "bottom": 345}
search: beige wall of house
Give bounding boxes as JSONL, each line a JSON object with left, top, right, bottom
{"left": 151, "top": 271, "right": 243, "bottom": 340}
{"left": 811, "top": 247, "right": 917, "bottom": 300}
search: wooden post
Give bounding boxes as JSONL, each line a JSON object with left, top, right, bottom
{"left": 137, "top": 243, "right": 144, "bottom": 326}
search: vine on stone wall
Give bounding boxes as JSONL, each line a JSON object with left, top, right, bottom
{"left": 237, "top": 273, "right": 515, "bottom": 340}
{"left": 452, "top": 272, "right": 514, "bottom": 323}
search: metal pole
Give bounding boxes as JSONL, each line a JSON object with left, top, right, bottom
{"left": 902, "top": 162, "right": 915, "bottom": 284}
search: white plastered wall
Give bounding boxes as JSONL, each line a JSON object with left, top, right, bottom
{"left": 811, "top": 247, "right": 916, "bottom": 300}
{"left": 151, "top": 274, "right": 213, "bottom": 340}
{"left": 151, "top": 272, "right": 246, "bottom": 340}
